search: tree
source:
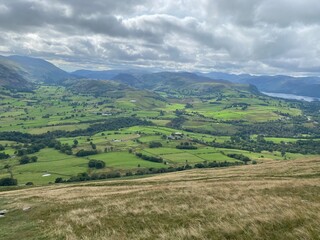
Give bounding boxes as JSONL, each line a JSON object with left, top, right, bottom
{"left": 88, "top": 159, "right": 105, "bottom": 169}
{"left": 19, "top": 156, "right": 30, "bottom": 164}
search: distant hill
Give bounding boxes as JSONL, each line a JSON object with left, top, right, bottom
{"left": 111, "top": 72, "right": 257, "bottom": 96}
{"left": 7, "top": 55, "right": 74, "bottom": 84}
{"left": 72, "top": 69, "right": 150, "bottom": 80}
{"left": 0, "top": 57, "right": 34, "bottom": 90}
{"left": 198, "top": 72, "right": 320, "bottom": 98}
{"left": 64, "top": 78, "right": 131, "bottom": 97}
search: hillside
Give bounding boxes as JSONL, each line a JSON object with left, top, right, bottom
{"left": 0, "top": 157, "right": 319, "bottom": 239}
{"left": 64, "top": 79, "right": 132, "bottom": 96}
{"left": 0, "top": 57, "right": 34, "bottom": 90}
{"left": 7, "top": 55, "right": 74, "bottom": 84}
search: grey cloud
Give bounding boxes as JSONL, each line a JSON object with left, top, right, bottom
{"left": 0, "top": 0, "right": 320, "bottom": 75}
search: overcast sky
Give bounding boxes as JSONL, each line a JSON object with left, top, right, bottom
{"left": 0, "top": 0, "right": 319, "bottom": 75}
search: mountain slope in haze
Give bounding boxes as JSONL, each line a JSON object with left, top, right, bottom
{"left": 240, "top": 75, "right": 320, "bottom": 98}
{"left": 7, "top": 55, "right": 74, "bottom": 84}
{"left": 199, "top": 72, "right": 320, "bottom": 98}
{"left": 0, "top": 57, "right": 34, "bottom": 90}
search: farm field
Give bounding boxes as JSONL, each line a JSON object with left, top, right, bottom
{"left": 1, "top": 84, "right": 320, "bottom": 186}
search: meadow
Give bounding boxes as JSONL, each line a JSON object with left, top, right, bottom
{"left": 0, "top": 157, "right": 319, "bottom": 239}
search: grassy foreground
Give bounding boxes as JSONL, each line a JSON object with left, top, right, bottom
{"left": 0, "top": 158, "right": 320, "bottom": 240}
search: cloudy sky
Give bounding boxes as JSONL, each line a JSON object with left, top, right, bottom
{"left": 0, "top": 0, "right": 319, "bottom": 75}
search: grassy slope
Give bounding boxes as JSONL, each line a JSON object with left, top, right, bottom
{"left": 0, "top": 158, "right": 320, "bottom": 239}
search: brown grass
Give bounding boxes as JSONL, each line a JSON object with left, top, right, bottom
{"left": 1, "top": 158, "right": 320, "bottom": 239}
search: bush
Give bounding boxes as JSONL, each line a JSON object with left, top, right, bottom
{"left": 0, "top": 177, "right": 18, "bottom": 186}
{"left": 76, "top": 149, "right": 98, "bottom": 157}
{"left": 149, "top": 142, "right": 163, "bottom": 148}
{"left": 19, "top": 156, "right": 31, "bottom": 164}
{"left": 135, "top": 153, "right": 163, "bottom": 163}
{"left": 30, "top": 156, "right": 38, "bottom": 162}
{"left": 55, "top": 177, "right": 64, "bottom": 183}
{"left": 0, "top": 152, "right": 10, "bottom": 160}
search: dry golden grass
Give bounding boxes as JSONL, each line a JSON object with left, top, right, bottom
{"left": 1, "top": 158, "right": 320, "bottom": 239}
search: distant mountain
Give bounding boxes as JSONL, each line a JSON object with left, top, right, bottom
{"left": 64, "top": 78, "right": 131, "bottom": 97}
{"left": 111, "top": 72, "right": 258, "bottom": 96}
{"left": 72, "top": 69, "right": 150, "bottom": 80}
{"left": 0, "top": 57, "right": 34, "bottom": 90}
{"left": 7, "top": 55, "right": 74, "bottom": 84}
{"left": 197, "top": 72, "right": 320, "bottom": 98}
{"left": 196, "top": 72, "right": 251, "bottom": 82}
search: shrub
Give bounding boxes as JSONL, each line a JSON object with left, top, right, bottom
{"left": 0, "top": 152, "right": 10, "bottom": 160}
{"left": 135, "top": 153, "right": 163, "bottom": 163}
{"left": 55, "top": 177, "right": 64, "bottom": 183}
{"left": 0, "top": 177, "right": 18, "bottom": 186}
{"left": 76, "top": 149, "right": 98, "bottom": 157}
{"left": 149, "top": 142, "right": 163, "bottom": 148}
{"left": 30, "top": 156, "right": 38, "bottom": 162}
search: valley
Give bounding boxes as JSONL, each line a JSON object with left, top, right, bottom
{"left": 0, "top": 63, "right": 320, "bottom": 186}
{"left": 0, "top": 56, "right": 320, "bottom": 240}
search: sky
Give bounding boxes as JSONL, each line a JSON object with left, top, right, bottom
{"left": 0, "top": 0, "right": 320, "bottom": 75}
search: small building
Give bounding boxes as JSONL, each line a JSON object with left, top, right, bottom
{"left": 168, "top": 132, "right": 184, "bottom": 140}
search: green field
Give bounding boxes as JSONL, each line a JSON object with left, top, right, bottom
{"left": 0, "top": 84, "right": 319, "bottom": 186}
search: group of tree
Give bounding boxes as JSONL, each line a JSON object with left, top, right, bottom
{"left": 226, "top": 153, "right": 251, "bottom": 164}
{"left": 88, "top": 159, "right": 105, "bottom": 169}
{"left": 54, "top": 142, "right": 73, "bottom": 155}
{"left": 135, "top": 152, "right": 163, "bottom": 163}
{"left": 19, "top": 155, "right": 38, "bottom": 165}
{"left": 76, "top": 149, "right": 98, "bottom": 157}
{"left": 176, "top": 142, "right": 198, "bottom": 150}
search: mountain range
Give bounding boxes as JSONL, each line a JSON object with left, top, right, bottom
{"left": 1, "top": 54, "right": 320, "bottom": 98}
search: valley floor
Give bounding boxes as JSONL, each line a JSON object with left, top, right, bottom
{"left": 0, "top": 158, "right": 320, "bottom": 239}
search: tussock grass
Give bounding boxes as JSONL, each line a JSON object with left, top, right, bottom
{"left": 1, "top": 158, "right": 320, "bottom": 239}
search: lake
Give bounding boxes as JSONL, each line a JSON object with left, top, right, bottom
{"left": 262, "top": 92, "right": 320, "bottom": 102}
